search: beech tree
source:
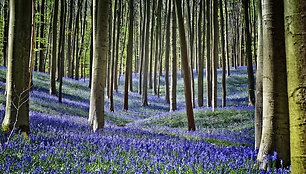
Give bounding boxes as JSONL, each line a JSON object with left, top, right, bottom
{"left": 284, "top": 0, "right": 306, "bottom": 172}
{"left": 175, "top": 0, "right": 195, "bottom": 131}
{"left": 123, "top": 0, "right": 134, "bottom": 110}
{"left": 50, "top": 0, "right": 58, "bottom": 95}
{"left": 170, "top": 0, "right": 177, "bottom": 111}
{"left": 88, "top": 0, "right": 109, "bottom": 131}
{"left": 257, "top": 0, "right": 290, "bottom": 168}
{"left": 2, "top": 0, "right": 32, "bottom": 133}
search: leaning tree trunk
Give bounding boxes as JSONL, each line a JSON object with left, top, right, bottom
{"left": 257, "top": 0, "right": 290, "bottom": 168}
{"left": 284, "top": 0, "right": 306, "bottom": 173}
{"left": 88, "top": 0, "right": 109, "bottom": 132}
{"left": 175, "top": 0, "right": 195, "bottom": 131}
{"left": 255, "top": 0, "right": 263, "bottom": 150}
{"left": 2, "top": 0, "right": 32, "bottom": 134}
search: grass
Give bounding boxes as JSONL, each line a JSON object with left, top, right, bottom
{"left": 0, "top": 66, "right": 290, "bottom": 173}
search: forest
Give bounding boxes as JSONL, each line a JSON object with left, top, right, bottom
{"left": 0, "top": 0, "right": 305, "bottom": 173}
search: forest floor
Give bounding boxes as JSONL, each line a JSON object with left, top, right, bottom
{"left": 0, "top": 66, "right": 290, "bottom": 173}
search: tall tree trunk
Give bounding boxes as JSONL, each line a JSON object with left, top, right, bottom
{"left": 2, "top": 0, "right": 9, "bottom": 67}
{"left": 284, "top": 0, "right": 306, "bottom": 172}
{"left": 109, "top": 0, "right": 118, "bottom": 111}
{"left": 148, "top": 0, "right": 155, "bottom": 89}
{"left": 58, "top": 0, "right": 66, "bottom": 103}
{"left": 50, "top": 0, "right": 58, "bottom": 95}
{"left": 153, "top": 0, "right": 162, "bottom": 95}
{"left": 224, "top": 0, "right": 230, "bottom": 77}
{"left": 164, "top": 0, "right": 171, "bottom": 104}
{"left": 113, "top": 0, "right": 122, "bottom": 92}
{"left": 2, "top": 0, "right": 31, "bottom": 133}
{"left": 220, "top": 0, "right": 226, "bottom": 107}
{"left": 142, "top": 0, "right": 150, "bottom": 106}
{"left": 255, "top": 0, "right": 263, "bottom": 150}
{"left": 257, "top": 0, "right": 290, "bottom": 168}
{"left": 123, "top": 0, "right": 134, "bottom": 110}
{"left": 170, "top": 0, "right": 177, "bottom": 111}
{"left": 198, "top": 0, "right": 203, "bottom": 107}
{"left": 67, "top": 0, "right": 74, "bottom": 78}
{"left": 175, "top": 0, "right": 195, "bottom": 131}
{"left": 244, "top": 0, "right": 255, "bottom": 106}
{"left": 212, "top": 0, "right": 218, "bottom": 109}
{"left": 138, "top": 0, "right": 144, "bottom": 95}
{"left": 38, "top": 0, "right": 45, "bottom": 72}
{"left": 206, "top": 0, "right": 212, "bottom": 107}
{"left": 88, "top": 0, "right": 109, "bottom": 132}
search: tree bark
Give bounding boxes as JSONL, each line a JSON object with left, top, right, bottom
{"left": 2, "top": 0, "right": 32, "bottom": 133}
{"left": 198, "top": 0, "right": 203, "bottom": 107}
{"left": 255, "top": 0, "right": 263, "bottom": 150}
{"left": 175, "top": 0, "right": 195, "bottom": 131}
{"left": 244, "top": 0, "right": 255, "bottom": 106}
{"left": 2, "top": 0, "right": 9, "bottom": 67}
{"left": 142, "top": 0, "right": 150, "bottom": 106}
{"left": 164, "top": 0, "right": 171, "bottom": 104}
{"left": 220, "top": 0, "right": 226, "bottom": 107}
{"left": 284, "top": 0, "right": 306, "bottom": 172}
{"left": 206, "top": 0, "right": 212, "bottom": 107}
{"left": 88, "top": 0, "right": 109, "bottom": 132}
{"left": 170, "top": 0, "right": 177, "bottom": 111}
{"left": 257, "top": 0, "right": 290, "bottom": 168}
{"left": 123, "top": 0, "right": 134, "bottom": 110}
{"left": 212, "top": 0, "right": 218, "bottom": 109}
{"left": 50, "top": 0, "right": 58, "bottom": 95}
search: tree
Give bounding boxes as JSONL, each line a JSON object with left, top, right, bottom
{"left": 2, "top": 0, "right": 32, "bottom": 133}
{"left": 212, "top": 0, "right": 218, "bottom": 109}
{"left": 255, "top": 0, "right": 263, "bottom": 150}
{"left": 197, "top": 0, "right": 203, "bottom": 107}
{"left": 50, "top": 0, "right": 58, "bottom": 95}
{"left": 123, "top": 0, "right": 134, "bottom": 110}
{"left": 164, "top": 0, "right": 171, "bottom": 104}
{"left": 175, "top": 0, "right": 195, "bottom": 131}
{"left": 220, "top": 0, "right": 226, "bottom": 107}
{"left": 38, "top": 0, "right": 46, "bottom": 73}
{"left": 2, "top": 0, "right": 9, "bottom": 67}
{"left": 142, "top": 0, "right": 150, "bottom": 106}
{"left": 206, "top": 0, "right": 212, "bottom": 107}
{"left": 257, "top": 0, "right": 290, "bottom": 168}
{"left": 170, "top": 0, "right": 177, "bottom": 111}
{"left": 244, "top": 0, "right": 255, "bottom": 106}
{"left": 88, "top": 0, "right": 109, "bottom": 131}
{"left": 284, "top": 0, "right": 306, "bottom": 172}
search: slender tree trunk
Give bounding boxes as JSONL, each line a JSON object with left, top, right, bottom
{"left": 244, "top": 0, "right": 255, "bottom": 106}
{"left": 2, "top": 0, "right": 31, "bottom": 133}
{"left": 198, "top": 0, "right": 203, "bottom": 107}
{"left": 206, "top": 0, "right": 212, "bottom": 107}
{"left": 284, "top": 0, "right": 306, "bottom": 172}
{"left": 212, "top": 0, "right": 218, "bottom": 109}
{"left": 220, "top": 0, "right": 226, "bottom": 107}
{"left": 257, "top": 0, "right": 290, "bottom": 168}
{"left": 50, "top": 0, "right": 58, "bottom": 95}
{"left": 113, "top": 0, "right": 122, "bottom": 92}
{"left": 224, "top": 0, "right": 230, "bottom": 77}
{"left": 67, "top": 0, "right": 74, "bottom": 78}
{"left": 164, "top": 0, "right": 171, "bottom": 104}
{"left": 148, "top": 0, "right": 155, "bottom": 89}
{"left": 170, "top": 0, "right": 177, "bottom": 111}
{"left": 88, "top": 0, "right": 109, "bottom": 131}
{"left": 38, "top": 0, "right": 45, "bottom": 72}
{"left": 59, "top": 0, "right": 66, "bottom": 103}
{"left": 175, "top": 0, "right": 195, "bottom": 131}
{"left": 2, "top": 0, "right": 9, "bottom": 67}
{"left": 153, "top": 0, "right": 162, "bottom": 95}
{"left": 123, "top": 0, "right": 134, "bottom": 110}
{"left": 255, "top": 0, "right": 263, "bottom": 150}
{"left": 142, "top": 0, "right": 150, "bottom": 106}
